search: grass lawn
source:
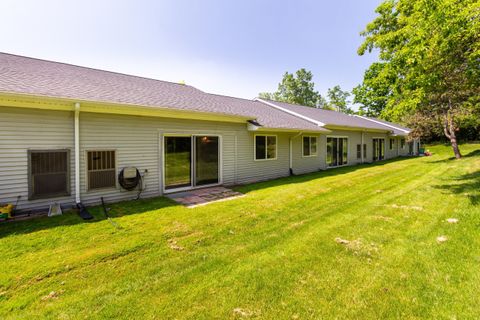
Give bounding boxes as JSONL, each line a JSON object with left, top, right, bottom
{"left": 1, "top": 143, "right": 479, "bottom": 319}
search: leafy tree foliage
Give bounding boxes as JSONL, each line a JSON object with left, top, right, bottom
{"left": 259, "top": 69, "right": 322, "bottom": 107}
{"left": 353, "top": 62, "right": 395, "bottom": 117}
{"left": 260, "top": 69, "right": 354, "bottom": 113}
{"left": 327, "top": 85, "right": 354, "bottom": 114}
{"left": 357, "top": 0, "right": 480, "bottom": 158}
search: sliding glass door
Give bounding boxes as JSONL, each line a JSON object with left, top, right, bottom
{"left": 164, "top": 135, "right": 220, "bottom": 190}
{"left": 195, "top": 136, "right": 219, "bottom": 186}
{"left": 164, "top": 136, "right": 192, "bottom": 190}
{"left": 373, "top": 138, "right": 385, "bottom": 161}
{"left": 327, "top": 137, "right": 348, "bottom": 167}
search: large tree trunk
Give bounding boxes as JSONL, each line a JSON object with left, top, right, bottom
{"left": 443, "top": 114, "right": 462, "bottom": 159}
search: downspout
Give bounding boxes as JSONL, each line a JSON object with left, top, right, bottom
{"left": 361, "top": 131, "right": 365, "bottom": 164}
{"left": 289, "top": 132, "right": 302, "bottom": 175}
{"left": 74, "top": 102, "right": 81, "bottom": 204}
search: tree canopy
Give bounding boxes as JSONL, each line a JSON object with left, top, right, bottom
{"left": 356, "top": 0, "right": 480, "bottom": 158}
{"left": 259, "top": 69, "right": 354, "bottom": 113}
{"left": 259, "top": 69, "right": 322, "bottom": 107}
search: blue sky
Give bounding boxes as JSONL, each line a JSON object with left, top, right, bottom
{"left": 0, "top": 0, "right": 380, "bottom": 101}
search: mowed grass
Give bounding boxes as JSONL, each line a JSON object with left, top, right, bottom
{"left": 1, "top": 143, "right": 480, "bottom": 319}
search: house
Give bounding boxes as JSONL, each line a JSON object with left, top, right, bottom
{"left": 0, "top": 53, "right": 419, "bottom": 211}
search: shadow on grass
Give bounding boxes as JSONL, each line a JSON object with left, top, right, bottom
{"left": 433, "top": 170, "right": 480, "bottom": 205}
{"left": 0, "top": 196, "right": 178, "bottom": 238}
{"left": 235, "top": 156, "right": 414, "bottom": 194}
{"left": 427, "top": 147, "right": 480, "bottom": 163}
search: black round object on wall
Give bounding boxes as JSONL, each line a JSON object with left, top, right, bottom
{"left": 118, "top": 167, "right": 141, "bottom": 191}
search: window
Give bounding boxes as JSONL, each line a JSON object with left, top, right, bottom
{"left": 303, "top": 136, "right": 317, "bottom": 157}
{"left": 28, "top": 150, "right": 70, "bottom": 199}
{"left": 357, "top": 144, "right": 362, "bottom": 159}
{"left": 389, "top": 138, "right": 395, "bottom": 150}
{"left": 401, "top": 138, "right": 406, "bottom": 149}
{"left": 363, "top": 144, "right": 367, "bottom": 159}
{"left": 87, "top": 150, "right": 116, "bottom": 190}
{"left": 255, "top": 135, "right": 277, "bottom": 160}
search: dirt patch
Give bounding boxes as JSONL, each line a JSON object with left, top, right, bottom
{"left": 41, "top": 290, "right": 64, "bottom": 301}
{"left": 436, "top": 235, "right": 448, "bottom": 243}
{"left": 335, "top": 238, "right": 379, "bottom": 257}
{"left": 233, "top": 307, "right": 254, "bottom": 317}
{"left": 372, "top": 215, "right": 393, "bottom": 221}
{"left": 167, "top": 239, "right": 184, "bottom": 251}
{"left": 385, "top": 204, "right": 423, "bottom": 211}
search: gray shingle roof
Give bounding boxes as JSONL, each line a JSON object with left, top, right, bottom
{"left": 0, "top": 53, "right": 407, "bottom": 134}
{"left": 0, "top": 53, "right": 328, "bottom": 132}
{"left": 355, "top": 116, "right": 411, "bottom": 136}
{"left": 204, "top": 94, "right": 329, "bottom": 132}
{"left": 257, "top": 99, "right": 410, "bottom": 134}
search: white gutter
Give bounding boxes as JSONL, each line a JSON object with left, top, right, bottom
{"left": 74, "top": 102, "right": 81, "bottom": 204}
{"left": 254, "top": 98, "right": 326, "bottom": 127}
{"left": 355, "top": 115, "right": 410, "bottom": 134}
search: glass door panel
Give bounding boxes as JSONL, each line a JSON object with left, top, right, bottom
{"left": 379, "top": 139, "right": 385, "bottom": 160}
{"left": 373, "top": 138, "right": 385, "bottom": 161}
{"left": 195, "top": 136, "right": 219, "bottom": 186}
{"left": 327, "top": 137, "right": 348, "bottom": 167}
{"left": 342, "top": 138, "right": 348, "bottom": 165}
{"left": 164, "top": 136, "right": 192, "bottom": 190}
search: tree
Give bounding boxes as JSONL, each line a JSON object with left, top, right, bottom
{"left": 259, "top": 69, "right": 321, "bottom": 107}
{"left": 326, "top": 85, "right": 354, "bottom": 114}
{"left": 353, "top": 62, "right": 395, "bottom": 117}
{"left": 260, "top": 69, "right": 356, "bottom": 113}
{"left": 358, "top": 0, "right": 480, "bottom": 159}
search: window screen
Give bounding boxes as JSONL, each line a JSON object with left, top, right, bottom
{"left": 29, "top": 150, "right": 70, "bottom": 199}
{"left": 87, "top": 150, "right": 116, "bottom": 190}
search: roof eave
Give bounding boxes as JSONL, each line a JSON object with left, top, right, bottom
{"left": 354, "top": 115, "right": 411, "bottom": 134}
{"left": 324, "top": 124, "right": 392, "bottom": 134}
{"left": 0, "top": 91, "right": 255, "bottom": 124}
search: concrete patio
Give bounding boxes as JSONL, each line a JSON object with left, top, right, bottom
{"left": 166, "top": 186, "right": 244, "bottom": 207}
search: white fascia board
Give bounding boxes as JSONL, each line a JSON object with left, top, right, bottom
{"left": 354, "top": 115, "right": 411, "bottom": 134}
{"left": 254, "top": 98, "right": 326, "bottom": 127}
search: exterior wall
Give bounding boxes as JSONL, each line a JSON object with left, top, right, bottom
{"left": 0, "top": 107, "right": 76, "bottom": 210}
{"left": 235, "top": 132, "right": 291, "bottom": 185}
{"left": 320, "top": 130, "right": 364, "bottom": 167}
{"left": 79, "top": 112, "right": 243, "bottom": 206}
{"left": 0, "top": 105, "right": 413, "bottom": 211}
{"left": 290, "top": 134, "right": 322, "bottom": 175}
{"left": 0, "top": 106, "right": 294, "bottom": 210}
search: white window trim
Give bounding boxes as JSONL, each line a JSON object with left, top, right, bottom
{"left": 254, "top": 134, "right": 278, "bottom": 161}
{"left": 85, "top": 149, "right": 118, "bottom": 192}
{"left": 302, "top": 136, "right": 318, "bottom": 158}
{"left": 325, "top": 136, "right": 349, "bottom": 168}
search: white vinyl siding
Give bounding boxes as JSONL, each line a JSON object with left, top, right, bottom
{"left": 0, "top": 105, "right": 411, "bottom": 212}
{"left": 0, "top": 107, "right": 75, "bottom": 210}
